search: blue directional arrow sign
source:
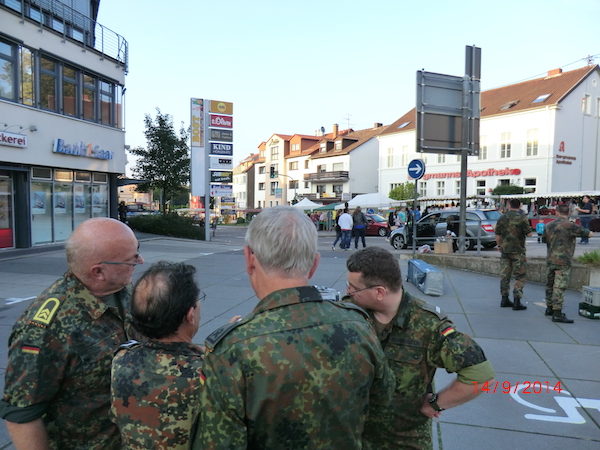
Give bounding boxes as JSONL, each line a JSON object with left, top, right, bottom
{"left": 408, "top": 159, "right": 426, "bottom": 180}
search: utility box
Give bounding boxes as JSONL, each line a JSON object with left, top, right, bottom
{"left": 407, "top": 259, "right": 444, "bottom": 296}
{"left": 582, "top": 286, "right": 600, "bottom": 307}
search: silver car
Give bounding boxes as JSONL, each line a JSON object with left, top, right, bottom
{"left": 389, "top": 209, "right": 501, "bottom": 250}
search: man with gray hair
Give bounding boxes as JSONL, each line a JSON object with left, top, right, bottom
{"left": 195, "top": 206, "right": 395, "bottom": 449}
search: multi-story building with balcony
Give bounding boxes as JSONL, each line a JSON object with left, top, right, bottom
{"left": 379, "top": 65, "right": 600, "bottom": 200}
{"left": 0, "top": 0, "right": 128, "bottom": 249}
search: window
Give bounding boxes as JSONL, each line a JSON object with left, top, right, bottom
{"left": 437, "top": 154, "right": 445, "bottom": 164}
{"left": 63, "top": 65, "right": 78, "bottom": 117}
{"left": 270, "top": 146, "right": 279, "bottom": 160}
{"left": 583, "top": 94, "right": 592, "bottom": 115}
{"left": 398, "top": 121, "right": 410, "bottom": 129}
{"left": 476, "top": 180, "right": 486, "bottom": 196}
{"left": 532, "top": 94, "right": 550, "bottom": 103}
{"left": 270, "top": 181, "right": 278, "bottom": 195}
{"left": 332, "top": 162, "right": 343, "bottom": 171}
{"left": 500, "top": 100, "right": 519, "bottom": 110}
{"left": 335, "top": 140, "right": 342, "bottom": 151}
{"left": 455, "top": 180, "right": 460, "bottom": 195}
{"left": 418, "top": 181, "right": 427, "bottom": 197}
{"left": 289, "top": 161, "right": 298, "bottom": 171}
{"left": 304, "top": 181, "right": 309, "bottom": 188}
{"left": 20, "top": 47, "right": 34, "bottom": 106}
{"left": 40, "top": 56, "right": 59, "bottom": 111}
{"left": 55, "top": 170, "right": 73, "bottom": 181}
{"left": 258, "top": 166, "right": 265, "bottom": 174}
{"left": 93, "top": 173, "right": 108, "bottom": 183}
{"left": 498, "top": 179, "right": 510, "bottom": 186}
{"left": 258, "top": 183, "right": 265, "bottom": 190}
{"left": 82, "top": 73, "right": 96, "bottom": 121}
{"left": 401, "top": 146, "right": 409, "bottom": 166}
{"left": 333, "top": 184, "right": 343, "bottom": 194}
{"left": 0, "top": 39, "right": 16, "bottom": 101}
{"left": 320, "top": 143, "right": 327, "bottom": 153}
{"left": 500, "top": 132, "right": 511, "bottom": 158}
{"left": 390, "top": 183, "right": 402, "bottom": 190}
{"left": 386, "top": 148, "right": 394, "bottom": 168}
{"left": 524, "top": 178, "right": 536, "bottom": 194}
{"left": 291, "top": 143, "right": 300, "bottom": 151}
{"left": 526, "top": 129, "right": 538, "bottom": 156}
{"left": 304, "top": 160, "right": 309, "bottom": 169}
{"left": 259, "top": 149, "right": 266, "bottom": 158}
{"left": 32, "top": 167, "right": 53, "bottom": 180}
{"left": 478, "top": 136, "right": 487, "bottom": 160}
{"left": 289, "top": 180, "right": 298, "bottom": 189}
{"left": 436, "top": 181, "right": 445, "bottom": 196}
{"left": 75, "top": 172, "right": 91, "bottom": 182}
{"left": 100, "top": 80, "right": 113, "bottom": 125}
{"left": 317, "top": 165, "right": 326, "bottom": 173}
{"left": 316, "top": 185, "right": 326, "bottom": 194}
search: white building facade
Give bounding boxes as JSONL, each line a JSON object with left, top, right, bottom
{"left": 0, "top": 0, "right": 128, "bottom": 249}
{"left": 379, "top": 66, "right": 600, "bottom": 201}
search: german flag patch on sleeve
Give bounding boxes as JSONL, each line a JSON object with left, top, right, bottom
{"left": 441, "top": 326, "right": 456, "bottom": 337}
{"left": 22, "top": 344, "right": 40, "bottom": 355}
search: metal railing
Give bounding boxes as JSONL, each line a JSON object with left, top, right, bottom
{"left": 2, "top": 0, "right": 128, "bottom": 72}
{"left": 304, "top": 171, "right": 349, "bottom": 181}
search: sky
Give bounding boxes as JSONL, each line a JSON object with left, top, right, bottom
{"left": 97, "top": 0, "right": 600, "bottom": 171}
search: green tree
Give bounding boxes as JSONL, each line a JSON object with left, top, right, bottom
{"left": 389, "top": 182, "right": 416, "bottom": 200}
{"left": 490, "top": 184, "right": 524, "bottom": 196}
{"left": 130, "top": 109, "right": 190, "bottom": 214}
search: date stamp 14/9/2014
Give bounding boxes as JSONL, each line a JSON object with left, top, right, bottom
{"left": 473, "top": 381, "right": 563, "bottom": 394}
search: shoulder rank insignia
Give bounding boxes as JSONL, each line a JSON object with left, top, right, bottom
{"left": 420, "top": 302, "right": 447, "bottom": 320}
{"left": 30, "top": 297, "right": 61, "bottom": 327}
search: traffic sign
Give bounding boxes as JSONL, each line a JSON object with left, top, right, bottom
{"left": 408, "top": 159, "right": 426, "bottom": 180}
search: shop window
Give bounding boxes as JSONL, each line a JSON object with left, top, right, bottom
{"left": 63, "top": 65, "right": 78, "bottom": 117}
{"left": 32, "top": 167, "right": 53, "bottom": 180}
{"left": 75, "top": 172, "right": 91, "bottom": 182}
{"left": 93, "top": 173, "right": 108, "bottom": 183}
{"left": 55, "top": 170, "right": 73, "bottom": 181}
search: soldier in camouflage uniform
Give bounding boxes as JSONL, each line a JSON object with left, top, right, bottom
{"left": 543, "top": 204, "right": 593, "bottom": 323}
{"left": 346, "top": 247, "right": 495, "bottom": 450}
{"left": 494, "top": 199, "right": 533, "bottom": 310}
{"left": 194, "top": 206, "right": 395, "bottom": 449}
{"left": 111, "top": 261, "right": 207, "bottom": 449}
{"left": 0, "top": 218, "right": 144, "bottom": 449}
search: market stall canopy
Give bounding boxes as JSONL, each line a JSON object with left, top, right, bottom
{"left": 500, "top": 191, "right": 600, "bottom": 199}
{"left": 314, "top": 202, "right": 342, "bottom": 211}
{"left": 335, "top": 193, "right": 402, "bottom": 209}
{"left": 292, "top": 198, "right": 323, "bottom": 210}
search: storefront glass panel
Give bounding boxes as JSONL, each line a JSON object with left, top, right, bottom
{"left": 0, "top": 178, "right": 14, "bottom": 249}
{"left": 31, "top": 181, "right": 53, "bottom": 245}
{"left": 54, "top": 183, "right": 73, "bottom": 242}
{"left": 92, "top": 184, "right": 108, "bottom": 217}
{"left": 73, "top": 183, "right": 91, "bottom": 229}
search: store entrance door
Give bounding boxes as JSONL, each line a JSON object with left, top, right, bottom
{"left": 0, "top": 175, "right": 14, "bottom": 249}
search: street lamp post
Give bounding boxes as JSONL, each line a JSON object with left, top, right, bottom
{"left": 277, "top": 173, "right": 298, "bottom": 204}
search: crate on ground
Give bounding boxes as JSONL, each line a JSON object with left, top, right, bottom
{"left": 407, "top": 259, "right": 444, "bottom": 296}
{"left": 582, "top": 286, "right": 600, "bottom": 307}
{"left": 578, "top": 302, "right": 600, "bottom": 320}
{"left": 434, "top": 242, "right": 453, "bottom": 254}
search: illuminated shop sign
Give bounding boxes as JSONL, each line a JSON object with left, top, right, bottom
{"left": 52, "top": 139, "right": 114, "bottom": 160}
{"left": 421, "top": 168, "right": 521, "bottom": 181}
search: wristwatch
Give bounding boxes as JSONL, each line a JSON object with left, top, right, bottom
{"left": 428, "top": 393, "right": 445, "bottom": 412}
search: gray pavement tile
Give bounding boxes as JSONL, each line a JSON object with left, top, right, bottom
{"left": 473, "top": 338, "right": 554, "bottom": 377}
{"left": 435, "top": 371, "right": 600, "bottom": 441}
{"left": 439, "top": 423, "right": 600, "bottom": 450}
{"left": 529, "top": 342, "right": 600, "bottom": 382}
{"left": 557, "top": 378, "right": 600, "bottom": 427}
{"left": 470, "top": 314, "right": 577, "bottom": 343}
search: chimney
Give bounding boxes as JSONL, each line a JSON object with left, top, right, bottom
{"left": 373, "top": 122, "right": 383, "bottom": 129}
{"left": 332, "top": 123, "right": 339, "bottom": 138}
{"left": 548, "top": 68, "right": 563, "bottom": 77}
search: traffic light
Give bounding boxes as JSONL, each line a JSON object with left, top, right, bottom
{"left": 270, "top": 166, "right": 276, "bottom": 178}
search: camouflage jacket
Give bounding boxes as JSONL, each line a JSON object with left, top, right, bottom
{"left": 495, "top": 210, "right": 532, "bottom": 254}
{"left": 0, "top": 271, "right": 135, "bottom": 450}
{"left": 194, "top": 286, "right": 395, "bottom": 450}
{"left": 111, "top": 339, "right": 204, "bottom": 450}
{"left": 362, "top": 291, "right": 495, "bottom": 449}
{"left": 544, "top": 217, "right": 590, "bottom": 265}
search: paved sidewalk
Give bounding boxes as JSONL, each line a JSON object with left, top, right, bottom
{"left": 0, "top": 231, "right": 597, "bottom": 449}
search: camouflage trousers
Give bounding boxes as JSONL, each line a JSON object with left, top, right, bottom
{"left": 500, "top": 252, "right": 527, "bottom": 297}
{"left": 545, "top": 263, "right": 571, "bottom": 311}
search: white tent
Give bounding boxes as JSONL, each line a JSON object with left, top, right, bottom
{"left": 292, "top": 198, "right": 323, "bottom": 210}
{"left": 335, "top": 193, "right": 402, "bottom": 209}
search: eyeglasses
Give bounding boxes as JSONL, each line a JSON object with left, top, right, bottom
{"left": 198, "top": 292, "right": 206, "bottom": 303}
{"left": 99, "top": 245, "right": 141, "bottom": 267}
{"left": 345, "top": 281, "right": 382, "bottom": 296}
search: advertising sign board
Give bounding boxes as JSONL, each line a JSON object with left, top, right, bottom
{"left": 210, "top": 184, "right": 233, "bottom": 197}
{"left": 210, "top": 142, "right": 233, "bottom": 156}
{"left": 210, "top": 129, "right": 233, "bottom": 142}
{"left": 210, "top": 114, "right": 233, "bottom": 129}
{"left": 209, "top": 155, "right": 233, "bottom": 170}
{"left": 210, "top": 171, "right": 233, "bottom": 183}
{"left": 209, "top": 101, "right": 233, "bottom": 115}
